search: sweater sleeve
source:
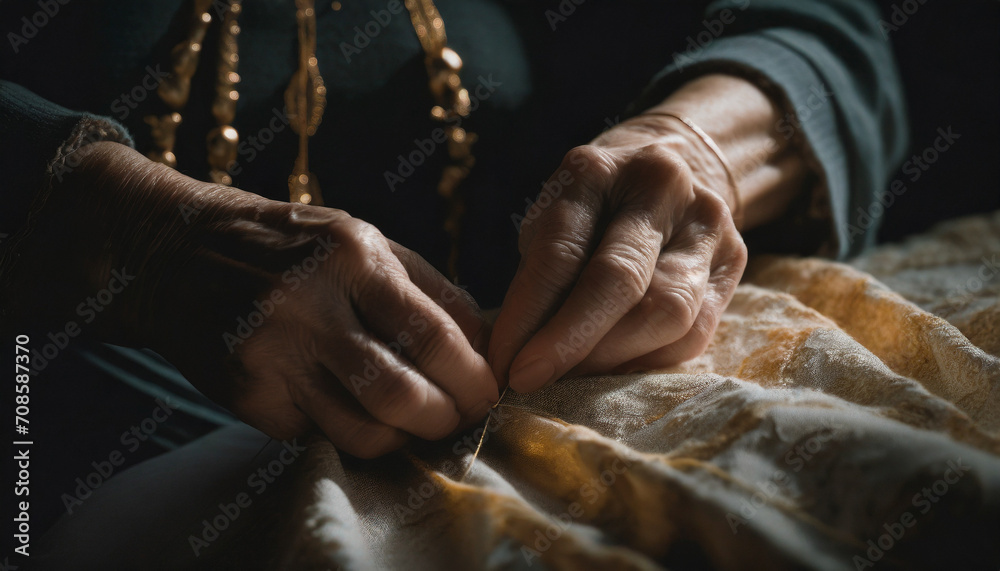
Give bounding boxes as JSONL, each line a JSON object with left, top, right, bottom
{"left": 0, "top": 80, "right": 134, "bottom": 237}
{"left": 632, "top": 0, "right": 909, "bottom": 259}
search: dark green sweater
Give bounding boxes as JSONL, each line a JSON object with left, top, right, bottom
{"left": 1, "top": 0, "right": 908, "bottom": 305}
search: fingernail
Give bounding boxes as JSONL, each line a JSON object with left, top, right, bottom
{"left": 509, "top": 357, "right": 554, "bottom": 392}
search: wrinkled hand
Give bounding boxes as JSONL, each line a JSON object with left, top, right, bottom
{"left": 20, "top": 142, "right": 497, "bottom": 458}
{"left": 490, "top": 122, "right": 748, "bottom": 393}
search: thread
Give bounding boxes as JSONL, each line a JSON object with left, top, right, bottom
{"left": 459, "top": 385, "right": 510, "bottom": 481}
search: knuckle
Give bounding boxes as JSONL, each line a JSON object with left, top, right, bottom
{"left": 726, "top": 235, "right": 749, "bottom": 274}
{"left": 633, "top": 144, "right": 690, "bottom": 185}
{"left": 696, "top": 187, "right": 735, "bottom": 229}
{"left": 337, "top": 221, "right": 392, "bottom": 293}
{"left": 618, "top": 145, "right": 693, "bottom": 209}
{"left": 523, "top": 236, "right": 588, "bottom": 291}
{"left": 588, "top": 251, "right": 651, "bottom": 307}
{"left": 712, "top": 229, "right": 748, "bottom": 286}
{"left": 325, "top": 232, "right": 363, "bottom": 274}
{"left": 337, "top": 218, "right": 383, "bottom": 262}
{"left": 645, "top": 283, "right": 699, "bottom": 332}
{"left": 520, "top": 201, "right": 586, "bottom": 253}
{"left": 686, "top": 313, "right": 717, "bottom": 355}
{"left": 527, "top": 234, "right": 588, "bottom": 266}
{"left": 563, "top": 145, "right": 615, "bottom": 186}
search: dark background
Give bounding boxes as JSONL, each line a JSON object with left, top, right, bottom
{"left": 509, "top": 0, "right": 1000, "bottom": 248}
{"left": 872, "top": 0, "right": 1000, "bottom": 241}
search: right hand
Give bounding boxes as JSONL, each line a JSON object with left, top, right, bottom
{"left": 11, "top": 141, "right": 497, "bottom": 458}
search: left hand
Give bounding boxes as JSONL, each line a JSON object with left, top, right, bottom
{"left": 489, "top": 118, "right": 748, "bottom": 393}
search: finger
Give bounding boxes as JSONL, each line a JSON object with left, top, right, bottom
{"left": 493, "top": 146, "right": 695, "bottom": 391}
{"left": 505, "top": 210, "right": 662, "bottom": 392}
{"left": 388, "top": 240, "right": 490, "bottom": 355}
{"left": 314, "top": 306, "right": 461, "bottom": 440}
{"left": 602, "top": 293, "right": 726, "bottom": 373}
{"left": 488, "top": 146, "right": 614, "bottom": 382}
{"left": 566, "top": 216, "right": 718, "bottom": 372}
{"left": 576, "top": 222, "right": 746, "bottom": 376}
{"left": 571, "top": 257, "right": 709, "bottom": 372}
{"left": 352, "top": 239, "right": 498, "bottom": 420}
{"left": 294, "top": 368, "right": 409, "bottom": 459}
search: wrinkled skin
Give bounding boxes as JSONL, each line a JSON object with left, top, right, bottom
{"left": 16, "top": 106, "right": 747, "bottom": 457}
{"left": 19, "top": 142, "right": 497, "bottom": 458}
{"left": 490, "top": 126, "right": 748, "bottom": 393}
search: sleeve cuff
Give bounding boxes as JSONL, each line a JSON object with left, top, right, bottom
{"left": 1, "top": 81, "right": 134, "bottom": 235}
{"left": 629, "top": 34, "right": 860, "bottom": 259}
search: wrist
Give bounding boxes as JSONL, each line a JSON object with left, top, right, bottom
{"left": 592, "top": 114, "right": 741, "bottom": 223}
{"left": 12, "top": 141, "right": 272, "bottom": 344}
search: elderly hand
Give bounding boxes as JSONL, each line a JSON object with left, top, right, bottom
{"left": 489, "top": 132, "right": 747, "bottom": 393}
{"left": 485, "top": 74, "right": 808, "bottom": 393}
{"left": 19, "top": 141, "right": 497, "bottom": 458}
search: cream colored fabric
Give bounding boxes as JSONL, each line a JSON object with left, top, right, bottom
{"left": 37, "top": 213, "right": 1000, "bottom": 570}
